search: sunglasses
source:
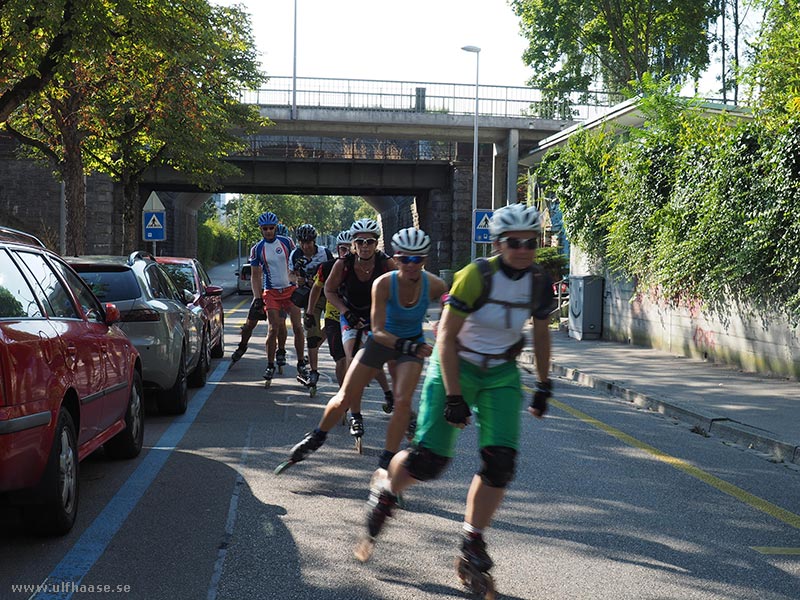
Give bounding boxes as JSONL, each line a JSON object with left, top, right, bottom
{"left": 395, "top": 255, "right": 426, "bottom": 264}
{"left": 354, "top": 238, "right": 377, "bottom": 247}
{"left": 499, "top": 236, "right": 538, "bottom": 250}
{"left": 260, "top": 225, "right": 276, "bottom": 231}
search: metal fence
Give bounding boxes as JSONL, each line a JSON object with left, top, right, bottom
{"left": 235, "top": 135, "right": 457, "bottom": 161}
{"left": 238, "top": 76, "right": 628, "bottom": 122}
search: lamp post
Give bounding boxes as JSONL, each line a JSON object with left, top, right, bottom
{"left": 462, "top": 45, "right": 480, "bottom": 262}
{"left": 291, "top": 0, "right": 298, "bottom": 119}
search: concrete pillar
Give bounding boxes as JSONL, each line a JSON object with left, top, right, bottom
{"left": 492, "top": 129, "right": 520, "bottom": 208}
{"left": 505, "top": 129, "right": 519, "bottom": 204}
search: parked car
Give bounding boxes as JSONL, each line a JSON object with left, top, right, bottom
{"left": 67, "top": 251, "right": 205, "bottom": 415}
{"left": 155, "top": 257, "right": 225, "bottom": 360}
{"left": 0, "top": 226, "right": 143, "bottom": 535}
{"left": 235, "top": 263, "right": 252, "bottom": 295}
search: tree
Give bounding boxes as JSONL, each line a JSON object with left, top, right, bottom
{"left": 744, "top": 0, "right": 800, "bottom": 119}
{"left": 0, "top": 0, "right": 81, "bottom": 122}
{"left": 510, "top": 0, "right": 719, "bottom": 96}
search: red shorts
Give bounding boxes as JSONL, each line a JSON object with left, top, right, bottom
{"left": 262, "top": 287, "right": 296, "bottom": 312}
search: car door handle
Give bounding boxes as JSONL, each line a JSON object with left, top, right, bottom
{"left": 66, "top": 345, "right": 78, "bottom": 356}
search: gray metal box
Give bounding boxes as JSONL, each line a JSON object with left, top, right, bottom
{"left": 569, "top": 275, "right": 604, "bottom": 340}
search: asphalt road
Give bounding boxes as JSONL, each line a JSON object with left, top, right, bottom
{"left": 1, "top": 295, "right": 799, "bottom": 600}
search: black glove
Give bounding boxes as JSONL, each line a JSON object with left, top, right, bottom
{"left": 444, "top": 394, "right": 471, "bottom": 426}
{"left": 250, "top": 297, "right": 264, "bottom": 310}
{"left": 530, "top": 379, "right": 553, "bottom": 416}
{"left": 343, "top": 311, "right": 363, "bottom": 328}
{"left": 303, "top": 313, "right": 316, "bottom": 329}
{"left": 394, "top": 338, "right": 421, "bottom": 357}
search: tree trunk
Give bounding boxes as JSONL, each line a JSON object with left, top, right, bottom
{"left": 122, "top": 175, "right": 140, "bottom": 254}
{"left": 62, "top": 136, "right": 86, "bottom": 256}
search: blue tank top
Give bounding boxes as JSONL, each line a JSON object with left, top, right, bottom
{"left": 384, "top": 272, "right": 428, "bottom": 341}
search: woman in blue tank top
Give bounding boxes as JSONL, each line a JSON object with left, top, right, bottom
{"left": 278, "top": 228, "right": 449, "bottom": 478}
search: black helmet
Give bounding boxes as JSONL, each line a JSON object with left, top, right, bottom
{"left": 295, "top": 223, "right": 317, "bottom": 241}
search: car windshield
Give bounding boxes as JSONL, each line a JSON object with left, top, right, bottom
{"left": 160, "top": 264, "right": 196, "bottom": 293}
{"left": 73, "top": 268, "right": 140, "bottom": 302}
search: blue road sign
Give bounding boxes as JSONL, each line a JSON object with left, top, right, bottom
{"left": 473, "top": 209, "right": 493, "bottom": 243}
{"left": 143, "top": 211, "right": 166, "bottom": 241}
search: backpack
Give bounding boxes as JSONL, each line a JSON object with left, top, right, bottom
{"left": 472, "top": 257, "right": 553, "bottom": 319}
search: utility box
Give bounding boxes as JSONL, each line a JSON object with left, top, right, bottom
{"left": 569, "top": 275, "right": 604, "bottom": 340}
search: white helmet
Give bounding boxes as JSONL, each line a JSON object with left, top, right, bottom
{"left": 350, "top": 218, "right": 381, "bottom": 238}
{"left": 335, "top": 230, "right": 352, "bottom": 246}
{"left": 392, "top": 227, "right": 431, "bottom": 255}
{"left": 489, "top": 203, "right": 542, "bottom": 239}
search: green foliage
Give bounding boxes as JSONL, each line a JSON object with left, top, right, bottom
{"left": 510, "top": 0, "right": 718, "bottom": 95}
{"left": 536, "top": 246, "right": 569, "bottom": 282}
{"left": 536, "top": 86, "right": 800, "bottom": 320}
{"left": 197, "top": 218, "right": 237, "bottom": 267}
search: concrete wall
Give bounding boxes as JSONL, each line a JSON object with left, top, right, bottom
{"left": 570, "top": 246, "right": 800, "bottom": 379}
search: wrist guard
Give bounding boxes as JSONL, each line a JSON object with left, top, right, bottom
{"left": 303, "top": 313, "right": 316, "bottom": 329}
{"left": 394, "top": 337, "right": 421, "bottom": 357}
{"left": 251, "top": 297, "right": 264, "bottom": 310}
{"left": 530, "top": 379, "right": 553, "bottom": 415}
{"left": 444, "top": 394, "right": 471, "bottom": 425}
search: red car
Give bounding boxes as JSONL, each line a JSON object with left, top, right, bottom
{"left": 0, "top": 227, "right": 143, "bottom": 535}
{"left": 155, "top": 257, "right": 225, "bottom": 361}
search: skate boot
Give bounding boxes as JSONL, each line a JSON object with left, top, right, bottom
{"left": 276, "top": 348, "right": 287, "bottom": 374}
{"left": 406, "top": 410, "right": 418, "bottom": 441}
{"left": 353, "top": 486, "right": 397, "bottom": 562}
{"left": 230, "top": 344, "right": 246, "bottom": 364}
{"left": 274, "top": 430, "right": 326, "bottom": 474}
{"left": 307, "top": 370, "right": 320, "bottom": 397}
{"left": 456, "top": 533, "right": 496, "bottom": 599}
{"left": 382, "top": 390, "right": 394, "bottom": 414}
{"left": 349, "top": 414, "right": 365, "bottom": 454}
{"left": 295, "top": 359, "right": 311, "bottom": 386}
{"left": 263, "top": 363, "right": 275, "bottom": 388}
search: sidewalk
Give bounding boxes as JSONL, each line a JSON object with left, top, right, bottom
{"left": 209, "top": 259, "right": 800, "bottom": 466}
{"left": 520, "top": 331, "right": 800, "bottom": 466}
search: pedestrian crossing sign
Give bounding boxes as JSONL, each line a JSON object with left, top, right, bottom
{"left": 473, "top": 209, "right": 493, "bottom": 243}
{"left": 143, "top": 210, "right": 166, "bottom": 241}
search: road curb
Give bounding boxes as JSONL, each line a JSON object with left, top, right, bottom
{"left": 519, "top": 350, "right": 800, "bottom": 466}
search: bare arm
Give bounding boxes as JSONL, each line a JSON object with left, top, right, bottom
{"left": 306, "top": 269, "right": 323, "bottom": 314}
{"left": 369, "top": 274, "right": 392, "bottom": 347}
{"left": 324, "top": 259, "right": 348, "bottom": 317}
{"left": 437, "top": 306, "right": 467, "bottom": 396}
{"left": 532, "top": 317, "right": 551, "bottom": 382}
{"left": 250, "top": 265, "right": 263, "bottom": 297}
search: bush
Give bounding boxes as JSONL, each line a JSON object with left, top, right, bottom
{"left": 536, "top": 246, "right": 569, "bottom": 282}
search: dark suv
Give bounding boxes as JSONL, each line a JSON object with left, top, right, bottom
{"left": 0, "top": 227, "right": 143, "bottom": 535}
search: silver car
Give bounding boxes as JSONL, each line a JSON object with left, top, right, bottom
{"left": 67, "top": 251, "right": 205, "bottom": 414}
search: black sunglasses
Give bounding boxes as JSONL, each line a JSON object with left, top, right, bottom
{"left": 354, "top": 238, "right": 377, "bottom": 246}
{"left": 395, "top": 255, "right": 426, "bottom": 264}
{"left": 499, "top": 236, "right": 537, "bottom": 250}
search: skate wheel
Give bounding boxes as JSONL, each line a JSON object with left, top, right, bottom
{"left": 274, "top": 460, "right": 295, "bottom": 475}
{"left": 354, "top": 436, "right": 363, "bottom": 454}
{"left": 455, "top": 558, "right": 495, "bottom": 599}
{"left": 353, "top": 535, "right": 375, "bottom": 563}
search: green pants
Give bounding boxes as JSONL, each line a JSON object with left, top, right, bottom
{"left": 414, "top": 352, "right": 523, "bottom": 457}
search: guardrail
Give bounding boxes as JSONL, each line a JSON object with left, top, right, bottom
{"left": 239, "top": 76, "right": 628, "bottom": 122}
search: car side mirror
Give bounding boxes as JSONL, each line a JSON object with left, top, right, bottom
{"left": 181, "top": 289, "right": 194, "bottom": 304}
{"left": 204, "top": 285, "right": 223, "bottom": 297}
{"left": 104, "top": 303, "right": 121, "bottom": 324}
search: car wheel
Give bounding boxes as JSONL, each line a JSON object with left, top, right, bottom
{"left": 23, "top": 408, "right": 79, "bottom": 535}
{"left": 210, "top": 316, "right": 224, "bottom": 359}
{"left": 158, "top": 346, "right": 188, "bottom": 414}
{"left": 105, "top": 371, "right": 145, "bottom": 459}
{"left": 188, "top": 329, "right": 209, "bottom": 388}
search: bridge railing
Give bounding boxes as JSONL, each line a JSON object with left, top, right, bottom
{"left": 235, "top": 136, "right": 458, "bottom": 161}
{"left": 238, "top": 76, "right": 627, "bottom": 122}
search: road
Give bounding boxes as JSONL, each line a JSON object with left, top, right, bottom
{"left": 1, "top": 295, "right": 799, "bottom": 600}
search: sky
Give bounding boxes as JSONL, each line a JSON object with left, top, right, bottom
{"left": 214, "top": 0, "right": 535, "bottom": 88}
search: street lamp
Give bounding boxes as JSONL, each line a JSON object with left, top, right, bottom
{"left": 292, "top": 0, "right": 298, "bottom": 119}
{"left": 462, "top": 45, "right": 480, "bottom": 261}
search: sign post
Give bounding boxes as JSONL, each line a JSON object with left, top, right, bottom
{"left": 142, "top": 191, "right": 166, "bottom": 254}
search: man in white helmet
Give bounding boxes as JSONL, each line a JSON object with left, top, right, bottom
{"left": 353, "top": 204, "right": 555, "bottom": 594}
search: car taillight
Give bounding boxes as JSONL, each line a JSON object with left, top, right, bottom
{"left": 121, "top": 308, "right": 161, "bottom": 322}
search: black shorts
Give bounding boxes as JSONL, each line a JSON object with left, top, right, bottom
{"left": 357, "top": 335, "right": 423, "bottom": 369}
{"left": 325, "top": 318, "right": 345, "bottom": 362}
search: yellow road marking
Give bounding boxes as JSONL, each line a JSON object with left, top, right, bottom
{"left": 749, "top": 547, "right": 800, "bottom": 555}
{"left": 546, "top": 396, "right": 800, "bottom": 532}
{"left": 225, "top": 298, "right": 250, "bottom": 319}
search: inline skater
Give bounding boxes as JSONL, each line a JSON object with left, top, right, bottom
{"left": 276, "top": 228, "right": 446, "bottom": 474}
{"left": 353, "top": 204, "right": 555, "bottom": 599}
{"left": 249, "top": 212, "right": 306, "bottom": 386}
{"left": 306, "top": 230, "right": 352, "bottom": 387}
{"left": 324, "top": 218, "right": 396, "bottom": 442}
{"left": 290, "top": 223, "right": 333, "bottom": 390}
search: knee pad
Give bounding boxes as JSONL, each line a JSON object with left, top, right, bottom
{"left": 307, "top": 335, "right": 323, "bottom": 349}
{"left": 478, "top": 446, "right": 517, "bottom": 488}
{"left": 404, "top": 446, "right": 450, "bottom": 482}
